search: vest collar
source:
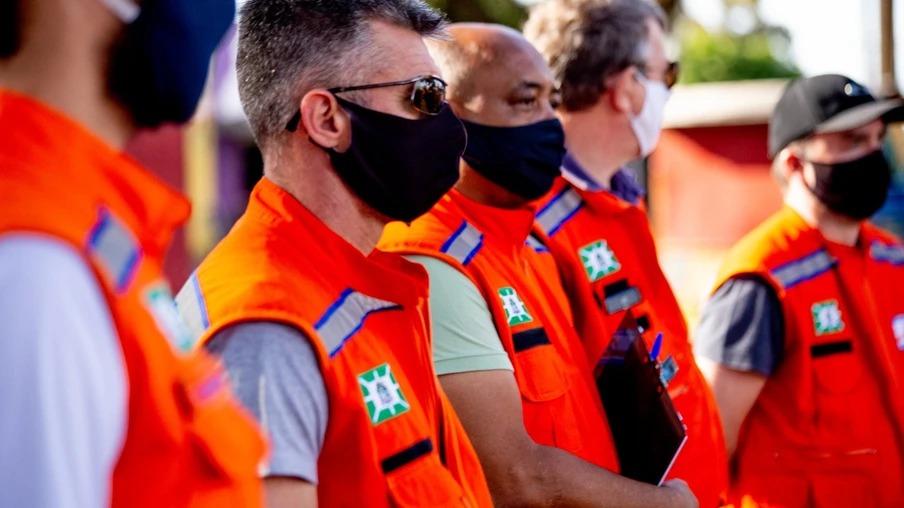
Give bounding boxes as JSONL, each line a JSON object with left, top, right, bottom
{"left": 576, "top": 182, "right": 637, "bottom": 215}
{"left": 780, "top": 205, "right": 873, "bottom": 257}
{"left": 0, "top": 89, "right": 190, "bottom": 258}
{"left": 248, "top": 177, "right": 428, "bottom": 305}
{"left": 440, "top": 189, "right": 537, "bottom": 251}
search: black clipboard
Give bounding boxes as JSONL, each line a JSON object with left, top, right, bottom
{"left": 593, "top": 312, "right": 687, "bottom": 485}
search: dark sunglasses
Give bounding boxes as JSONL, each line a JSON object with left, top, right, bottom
{"left": 636, "top": 61, "right": 680, "bottom": 89}
{"left": 663, "top": 61, "right": 680, "bottom": 89}
{"left": 285, "top": 74, "right": 448, "bottom": 132}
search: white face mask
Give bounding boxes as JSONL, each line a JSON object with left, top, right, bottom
{"left": 629, "top": 74, "right": 671, "bottom": 157}
{"left": 98, "top": 0, "right": 141, "bottom": 23}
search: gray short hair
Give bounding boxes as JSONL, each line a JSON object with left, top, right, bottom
{"left": 237, "top": 0, "right": 446, "bottom": 147}
{"left": 523, "top": 0, "right": 667, "bottom": 112}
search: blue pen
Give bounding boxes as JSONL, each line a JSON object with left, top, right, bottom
{"left": 650, "top": 332, "right": 663, "bottom": 361}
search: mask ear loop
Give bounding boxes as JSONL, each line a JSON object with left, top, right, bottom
{"left": 97, "top": 0, "right": 141, "bottom": 23}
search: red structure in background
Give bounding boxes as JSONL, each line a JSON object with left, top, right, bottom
{"left": 646, "top": 79, "right": 787, "bottom": 326}
{"left": 126, "top": 126, "right": 191, "bottom": 286}
{"left": 650, "top": 123, "right": 781, "bottom": 248}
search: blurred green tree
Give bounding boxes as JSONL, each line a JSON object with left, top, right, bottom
{"left": 425, "top": 0, "right": 679, "bottom": 30}
{"left": 679, "top": 22, "right": 800, "bottom": 83}
{"left": 675, "top": 0, "right": 800, "bottom": 83}
{"left": 425, "top": 0, "right": 798, "bottom": 84}
{"left": 425, "top": 0, "right": 526, "bottom": 28}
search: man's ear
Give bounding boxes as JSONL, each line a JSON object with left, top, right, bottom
{"left": 779, "top": 147, "right": 805, "bottom": 183}
{"left": 299, "top": 90, "right": 350, "bottom": 151}
{"left": 607, "top": 68, "right": 637, "bottom": 115}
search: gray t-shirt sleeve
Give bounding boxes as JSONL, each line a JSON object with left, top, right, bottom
{"left": 693, "top": 274, "right": 785, "bottom": 376}
{"left": 205, "top": 321, "right": 328, "bottom": 484}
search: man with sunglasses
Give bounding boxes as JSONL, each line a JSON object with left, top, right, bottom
{"left": 175, "top": 1, "right": 493, "bottom": 506}
{"left": 694, "top": 75, "right": 904, "bottom": 508}
{"left": 380, "top": 22, "right": 698, "bottom": 508}
{"left": 524, "top": 1, "right": 728, "bottom": 506}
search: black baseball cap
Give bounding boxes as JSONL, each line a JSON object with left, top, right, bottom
{"left": 768, "top": 74, "right": 904, "bottom": 158}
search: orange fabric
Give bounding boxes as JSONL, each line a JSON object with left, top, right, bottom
{"left": 0, "top": 89, "right": 265, "bottom": 507}
{"left": 714, "top": 206, "right": 904, "bottom": 508}
{"left": 536, "top": 177, "right": 728, "bottom": 507}
{"left": 380, "top": 189, "right": 620, "bottom": 471}
{"left": 192, "top": 178, "right": 493, "bottom": 507}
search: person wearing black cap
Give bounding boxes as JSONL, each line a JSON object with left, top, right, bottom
{"left": 694, "top": 74, "right": 904, "bottom": 508}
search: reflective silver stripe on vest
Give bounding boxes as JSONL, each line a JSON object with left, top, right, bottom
{"left": 770, "top": 249, "right": 836, "bottom": 289}
{"left": 870, "top": 241, "right": 904, "bottom": 265}
{"left": 605, "top": 287, "right": 642, "bottom": 314}
{"left": 525, "top": 234, "right": 549, "bottom": 253}
{"left": 174, "top": 270, "right": 211, "bottom": 342}
{"left": 536, "top": 187, "right": 582, "bottom": 236}
{"left": 440, "top": 221, "right": 484, "bottom": 266}
{"left": 86, "top": 208, "right": 141, "bottom": 293}
{"left": 315, "top": 289, "right": 401, "bottom": 358}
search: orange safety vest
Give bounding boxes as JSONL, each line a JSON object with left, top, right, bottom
{"left": 0, "top": 89, "right": 265, "bottom": 507}
{"left": 380, "top": 189, "right": 621, "bottom": 471}
{"left": 536, "top": 177, "right": 728, "bottom": 507}
{"left": 714, "top": 205, "right": 904, "bottom": 508}
{"left": 180, "top": 177, "right": 493, "bottom": 507}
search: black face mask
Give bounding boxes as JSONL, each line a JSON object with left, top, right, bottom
{"left": 461, "top": 118, "right": 567, "bottom": 200}
{"left": 807, "top": 149, "right": 892, "bottom": 220}
{"left": 319, "top": 97, "right": 467, "bottom": 223}
{"left": 108, "top": 0, "right": 235, "bottom": 128}
{"left": 0, "top": 0, "right": 19, "bottom": 58}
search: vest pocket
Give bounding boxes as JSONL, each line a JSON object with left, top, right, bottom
{"left": 811, "top": 472, "right": 879, "bottom": 508}
{"left": 736, "top": 473, "right": 809, "bottom": 508}
{"left": 512, "top": 336, "right": 583, "bottom": 454}
{"left": 513, "top": 341, "right": 570, "bottom": 402}
{"left": 810, "top": 339, "right": 863, "bottom": 394}
{"left": 386, "top": 450, "right": 468, "bottom": 507}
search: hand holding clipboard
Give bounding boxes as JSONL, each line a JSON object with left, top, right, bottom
{"left": 594, "top": 312, "right": 688, "bottom": 486}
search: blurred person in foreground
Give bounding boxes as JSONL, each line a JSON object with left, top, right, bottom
{"left": 174, "top": 1, "right": 493, "bottom": 506}
{"left": 523, "top": 1, "right": 728, "bottom": 505}
{"left": 694, "top": 74, "right": 904, "bottom": 507}
{"left": 0, "top": 0, "right": 266, "bottom": 507}
{"left": 380, "top": 22, "right": 698, "bottom": 508}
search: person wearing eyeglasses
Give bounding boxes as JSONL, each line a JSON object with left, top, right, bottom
{"left": 523, "top": 1, "right": 728, "bottom": 506}
{"left": 380, "top": 22, "right": 698, "bottom": 508}
{"left": 694, "top": 75, "right": 904, "bottom": 508}
{"left": 174, "top": 1, "right": 493, "bottom": 507}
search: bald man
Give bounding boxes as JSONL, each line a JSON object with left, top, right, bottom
{"left": 379, "top": 23, "right": 698, "bottom": 508}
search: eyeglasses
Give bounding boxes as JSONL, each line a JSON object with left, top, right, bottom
{"left": 663, "top": 61, "right": 679, "bottom": 89}
{"left": 285, "top": 74, "right": 448, "bottom": 132}
{"left": 636, "top": 61, "right": 680, "bottom": 89}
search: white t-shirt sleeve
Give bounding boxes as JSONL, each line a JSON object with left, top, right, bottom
{"left": 0, "top": 234, "right": 128, "bottom": 508}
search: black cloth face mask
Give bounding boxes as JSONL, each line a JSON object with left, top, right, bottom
{"left": 320, "top": 97, "right": 467, "bottom": 223}
{"left": 807, "top": 149, "right": 892, "bottom": 221}
{"left": 461, "top": 118, "right": 567, "bottom": 200}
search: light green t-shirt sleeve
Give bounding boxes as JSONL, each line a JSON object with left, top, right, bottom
{"left": 405, "top": 255, "right": 514, "bottom": 375}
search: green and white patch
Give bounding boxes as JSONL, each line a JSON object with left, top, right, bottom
{"left": 358, "top": 363, "right": 410, "bottom": 425}
{"left": 498, "top": 287, "right": 533, "bottom": 326}
{"left": 578, "top": 240, "right": 621, "bottom": 282}
{"left": 812, "top": 300, "right": 845, "bottom": 336}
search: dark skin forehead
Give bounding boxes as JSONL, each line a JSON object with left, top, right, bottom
{"left": 436, "top": 24, "right": 560, "bottom": 206}
{"left": 436, "top": 23, "right": 558, "bottom": 125}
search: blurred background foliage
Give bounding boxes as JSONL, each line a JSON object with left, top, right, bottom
{"left": 426, "top": 0, "right": 800, "bottom": 84}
